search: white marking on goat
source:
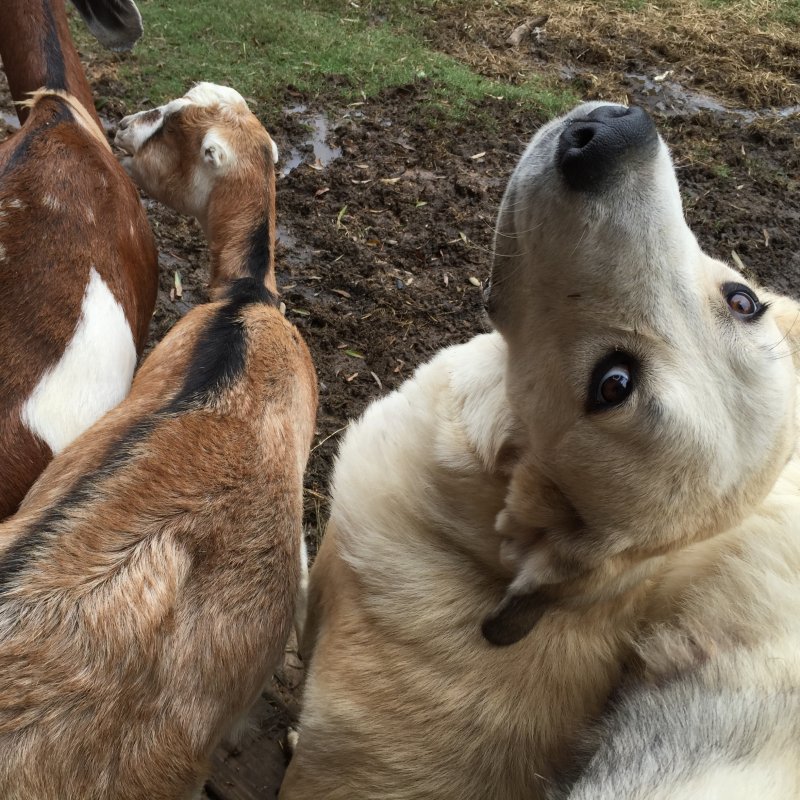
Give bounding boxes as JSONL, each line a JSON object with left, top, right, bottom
{"left": 117, "top": 97, "right": 193, "bottom": 155}
{"left": 7, "top": 199, "right": 24, "bottom": 209}
{"left": 189, "top": 167, "right": 215, "bottom": 214}
{"left": 0, "top": 242, "right": 6, "bottom": 261}
{"left": 42, "top": 194, "right": 62, "bottom": 212}
{"left": 270, "top": 139, "right": 279, "bottom": 164}
{"left": 85, "top": 207, "right": 95, "bottom": 225}
{"left": 162, "top": 97, "right": 192, "bottom": 116}
{"left": 21, "top": 268, "right": 136, "bottom": 453}
{"left": 186, "top": 82, "right": 247, "bottom": 110}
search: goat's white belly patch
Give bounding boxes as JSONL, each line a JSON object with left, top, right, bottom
{"left": 21, "top": 268, "right": 136, "bottom": 453}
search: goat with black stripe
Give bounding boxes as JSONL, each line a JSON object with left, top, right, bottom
{"left": 0, "top": 81, "right": 317, "bottom": 799}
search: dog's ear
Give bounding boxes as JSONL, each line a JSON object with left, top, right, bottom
{"left": 481, "top": 588, "right": 551, "bottom": 646}
{"left": 482, "top": 462, "right": 582, "bottom": 646}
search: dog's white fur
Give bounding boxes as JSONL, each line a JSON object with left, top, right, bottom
{"left": 282, "top": 333, "right": 639, "bottom": 798}
{"left": 281, "top": 102, "right": 800, "bottom": 799}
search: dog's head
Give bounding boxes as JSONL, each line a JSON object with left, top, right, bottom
{"left": 484, "top": 103, "right": 799, "bottom": 645}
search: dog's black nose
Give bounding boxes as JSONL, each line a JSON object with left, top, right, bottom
{"left": 557, "top": 105, "right": 658, "bottom": 191}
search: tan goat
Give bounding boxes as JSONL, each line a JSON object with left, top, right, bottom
{"left": 0, "top": 86, "right": 318, "bottom": 799}
{"left": 115, "top": 82, "right": 280, "bottom": 296}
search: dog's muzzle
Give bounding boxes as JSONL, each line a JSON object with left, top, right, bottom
{"left": 556, "top": 105, "right": 658, "bottom": 191}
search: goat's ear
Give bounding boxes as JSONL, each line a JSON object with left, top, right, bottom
{"left": 202, "top": 134, "right": 232, "bottom": 170}
{"left": 203, "top": 144, "right": 226, "bottom": 169}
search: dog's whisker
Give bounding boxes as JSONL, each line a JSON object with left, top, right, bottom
{"left": 766, "top": 309, "right": 800, "bottom": 353}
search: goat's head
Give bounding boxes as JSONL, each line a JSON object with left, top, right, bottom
{"left": 483, "top": 102, "right": 799, "bottom": 645}
{"left": 115, "top": 83, "right": 279, "bottom": 229}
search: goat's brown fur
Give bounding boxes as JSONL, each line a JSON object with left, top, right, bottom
{"left": 0, "top": 0, "right": 101, "bottom": 128}
{"left": 0, "top": 279, "right": 318, "bottom": 798}
{"left": 0, "top": 0, "right": 158, "bottom": 519}
{"left": 0, "top": 88, "right": 157, "bottom": 519}
{"left": 116, "top": 83, "right": 278, "bottom": 295}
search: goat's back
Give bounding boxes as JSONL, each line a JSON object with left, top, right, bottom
{"left": 0, "top": 93, "right": 157, "bottom": 519}
{"left": 0, "top": 281, "right": 316, "bottom": 798}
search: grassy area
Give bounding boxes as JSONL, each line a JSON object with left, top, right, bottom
{"left": 71, "top": 0, "right": 799, "bottom": 121}
{"left": 103, "top": 0, "right": 572, "bottom": 118}
{"left": 698, "top": 0, "right": 800, "bottom": 24}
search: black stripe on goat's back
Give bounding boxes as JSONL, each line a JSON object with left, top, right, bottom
{"left": 170, "top": 277, "right": 278, "bottom": 410}
{"left": 0, "top": 415, "right": 160, "bottom": 597}
{"left": 245, "top": 216, "right": 271, "bottom": 287}
{"left": 42, "top": 0, "right": 68, "bottom": 91}
{"left": 1, "top": 100, "right": 74, "bottom": 178}
{"left": 0, "top": 279, "right": 277, "bottom": 597}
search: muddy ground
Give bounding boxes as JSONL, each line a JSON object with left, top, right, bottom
{"left": 129, "top": 82, "right": 800, "bottom": 556}
{"left": 2, "top": 3, "right": 799, "bottom": 796}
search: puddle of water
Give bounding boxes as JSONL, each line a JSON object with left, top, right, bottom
{"left": 773, "top": 104, "right": 800, "bottom": 119}
{"left": 560, "top": 66, "right": 799, "bottom": 123}
{"left": 280, "top": 148, "right": 304, "bottom": 176}
{"left": 280, "top": 109, "right": 342, "bottom": 178}
{"left": 1, "top": 109, "right": 20, "bottom": 130}
{"left": 624, "top": 72, "right": 800, "bottom": 122}
{"left": 276, "top": 224, "right": 315, "bottom": 266}
{"left": 308, "top": 114, "right": 342, "bottom": 166}
{"left": 276, "top": 224, "right": 296, "bottom": 248}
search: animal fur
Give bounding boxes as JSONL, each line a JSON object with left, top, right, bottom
{"left": 281, "top": 102, "right": 800, "bottom": 799}
{"left": 0, "top": 278, "right": 318, "bottom": 798}
{"left": 0, "top": 80, "right": 318, "bottom": 798}
{"left": 115, "top": 82, "right": 280, "bottom": 295}
{"left": 0, "top": 0, "right": 158, "bottom": 520}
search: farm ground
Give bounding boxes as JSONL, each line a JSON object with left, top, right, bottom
{"left": 1, "top": 0, "right": 798, "bottom": 795}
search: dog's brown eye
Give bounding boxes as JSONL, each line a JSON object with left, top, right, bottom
{"left": 588, "top": 353, "right": 637, "bottom": 412}
{"left": 723, "top": 283, "right": 763, "bottom": 321}
{"left": 598, "top": 366, "right": 631, "bottom": 405}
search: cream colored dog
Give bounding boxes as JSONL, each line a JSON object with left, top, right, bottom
{"left": 280, "top": 103, "right": 800, "bottom": 799}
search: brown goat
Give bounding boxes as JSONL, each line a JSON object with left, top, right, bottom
{"left": 0, "top": 80, "right": 318, "bottom": 797}
{"left": 115, "top": 82, "right": 279, "bottom": 296}
{"left": 0, "top": 0, "right": 158, "bottom": 520}
{"left": 0, "top": 276, "right": 317, "bottom": 797}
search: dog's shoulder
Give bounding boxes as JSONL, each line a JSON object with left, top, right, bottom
{"left": 331, "top": 331, "right": 512, "bottom": 513}
{"left": 328, "top": 331, "right": 516, "bottom": 589}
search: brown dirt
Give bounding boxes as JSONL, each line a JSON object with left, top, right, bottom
{"left": 2, "top": 5, "right": 799, "bottom": 796}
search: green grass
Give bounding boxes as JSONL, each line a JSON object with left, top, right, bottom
{"left": 711, "top": 163, "right": 731, "bottom": 179}
{"left": 773, "top": 0, "right": 800, "bottom": 26}
{"left": 100, "top": 0, "right": 572, "bottom": 119}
